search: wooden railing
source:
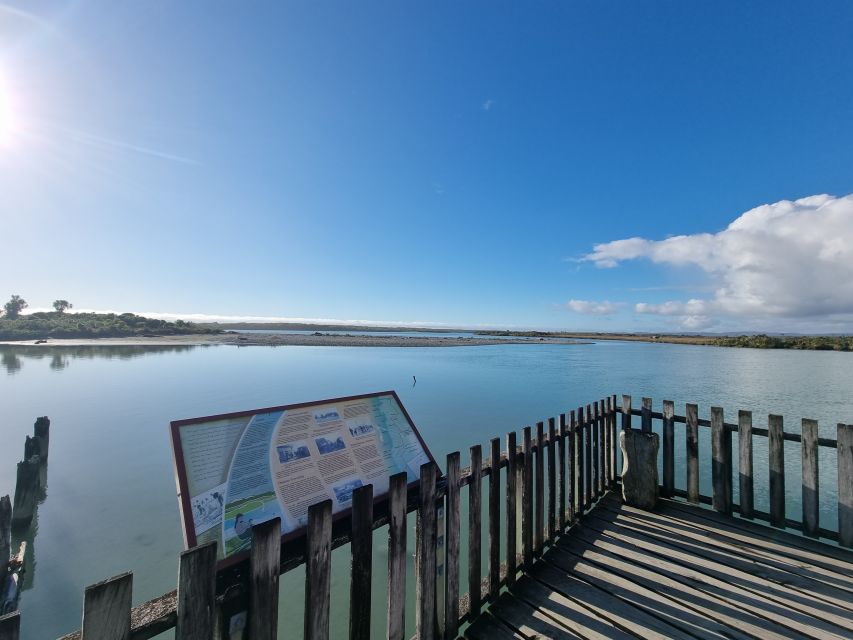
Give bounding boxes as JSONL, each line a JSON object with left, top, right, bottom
{"left": 0, "top": 393, "right": 849, "bottom": 640}
{"left": 619, "top": 395, "right": 853, "bottom": 546}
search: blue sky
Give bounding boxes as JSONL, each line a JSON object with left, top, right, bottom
{"left": 2, "top": 2, "right": 852, "bottom": 331}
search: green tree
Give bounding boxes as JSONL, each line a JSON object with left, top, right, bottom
{"left": 3, "top": 295, "right": 28, "bottom": 319}
{"left": 53, "top": 299, "right": 73, "bottom": 314}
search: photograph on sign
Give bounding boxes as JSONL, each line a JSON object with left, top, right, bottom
{"left": 170, "top": 391, "right": 433, "bottom": 561}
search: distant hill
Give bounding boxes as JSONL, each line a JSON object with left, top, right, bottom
{"left": 0, "top": 312, "right": 220, "bottom": 341}
{"left": 203, "top": 321, "right": 461, "bottom": 333}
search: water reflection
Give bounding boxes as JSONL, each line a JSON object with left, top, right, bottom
{"left": 1, "top": 344, "right": 203, "bottom": 375}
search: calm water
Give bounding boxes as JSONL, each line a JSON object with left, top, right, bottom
{"left": 1, "top": 341, "right": 851, "bottom": 638}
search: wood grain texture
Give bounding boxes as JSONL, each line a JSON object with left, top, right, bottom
{"left": 305, "top": 504, "right": 333, "bottom": 640}
{"left": 175, "top": 542, "right": 216, "bottom": 640}
{"left": 610, "top": 395, "right": 618, "bottom": 488}
{"left": 641, "top": 397, "right": 652, "bottom": 434}
{"left": 81, "top": 571, "right": 132, "bottom": 640}
{"left": 444, "top": 452, "right": 460, "bottom": 638}
{"left": 603, "top": 400, "right": 611, "bottom": 492}
{"left": 839, "top": 424, "right": 853, "bottom": 548}
{"left": 569, "top": 410, "right": 578, "bottom": 520}
{"left": 250, "top": 518, "right": 282, "bottom": 640}
{"left": 801, "top": 419, "right": 819, "bottom": 538}
{"left": 686, "top": 403, "right": 699, "bottom": 504}
{"left": 387, "top": 472, "right": 408, "bottom": 640}
{"left": 662, "top": 400, "right": 674, "bottom": 498}
{"left": 505, "top": 432, "right": 517, "bottom": 587}
{"left": 468, "top": 445, "right": 483, "bottom": 617}
{"left": 769, "top": 414, "right": 786, "bottom": 528}
{"left": 592, "top": 403, "right": 600, "bottom": 500}
{"left": 738, "top": 410, "right": 754, "bottom": 519}
{"left": 350, "top": 484, "right": 374, "bottom": 640}
{"left": 584, "top": 405, "right": 592, "bottom": 509}
{"left": 557, "top": 414, "right": 567, "bottom": 531}
{"left": 621, "top": 395, "right": 632, "bottom": 431}
{"left": 416, "top": 462, "right": 438, "bottom": 640}
{"left": 489, "top": 438, "right": 501, "bottom": 600}
{"left": 598, "top": 399, "right": 607, "bottom": 496}
{"left": 711, "top": 407, "right": 732, "bottom": 516}
{"left": 534, "top": 422, "right": 544, "bottom": 556}
{"left": 521, "top": 427, "right": 533, "bottom": 567}
{"left": 547, "top": 418, "right": 556, "bottom": 541}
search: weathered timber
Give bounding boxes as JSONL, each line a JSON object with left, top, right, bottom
{"left": 175, "top": 542, "right": 216, "bottom": 640}
{"left": 546, "top": 418, "right": 556, "bottom": 540}
{"left": 350, "top": 484, "right": 373, "bottom": 640}
{"left": 11, "top": 457, "right": 39, "bottom": 528}
{"left": 521, "top": 427, "right": 533, "bottom": 567}
{"left": 621, "top": 395, "right": 632, "bottom": 430}
{"left": 534, "top": 423, "right": 544, "bottom": 556}
{"left": 250, "top": 518, "right": 281, "bottom": 640}
{"left": 444, "top": 452, "right": 460, "bottom": 639}
{"left": 604, "top": 399, "right": 612, "bottom": 492}
{"left": 641, "top": 397, "right": 652, "bottom": 434}
{"left": 557, "top": 414, "right": 567, "bottom": 531}
{"left": 81, "top": 572, "right": 132, "bottom": 640}
{"left": 504, "top": 432, "right": 517, "bottom": 588}
{"left": 610, "top": 395, "right": 617, "bottom": 488}
{"left": 801, "top": 419, "right": 819, "bottom": 538}
{"left": 0, "top": 496, "right": 10, "bottom": 575}
{"left": 686, "top": 403, "right": 699, "bottom": 504}
{"left": 839, "top": 424, "right": 853, "bottom": 548}
{"left": 468, "top": 445, "right": 482, "bottom": 618}
{"left": 769, "top": 414, "right": 785, "bottom": 528}
{"left": 662, "top": 400, "right": 674, "bottom": 498}
{"left": 0, "top": 611, "right": 20, "bottom": 640}
{"left": 305, "top": 504, "right": 331, "bottom": 640}
{"left": 33, "top": 417, "right": 50, "bottom": 461}
{"left": 592, "top": 403, "right": 600, "bottom": 500}
{"left": 387, "top": 472, "right": 408, "bottom": 640}
{"left": 488, "top": 438, "right": 501, "bottom": 600}
{"left": 619, "top": 429, "right": 659, "bottom": 510}
{"left": 569, "top": 410, "right": 578, "bottom": 519}
{"left": 598, "top": 399, "right": 606, "bottom": 496}
{"left": 415, "top": 462, "right": 437, "bottom": 639}
{"left": 711, "top": 407, "right": 732, "bottom": 515}
{"left": 584, "top": 405, "right": 592, "bottom": 509}
{"left": 738, "top": 410, "right": 754, "bottom": 519}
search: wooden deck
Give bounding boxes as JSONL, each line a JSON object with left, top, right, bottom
{"left": 467, "top": 494, "right": 853, "bottom": 640}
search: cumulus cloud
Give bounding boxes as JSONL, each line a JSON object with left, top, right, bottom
{"left": 566, "top": 299, "right": 621, "bottom": 315}
{"left": 582, "top": 194, "right": 853, "bottom": 329}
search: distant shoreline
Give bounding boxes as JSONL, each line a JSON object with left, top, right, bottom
{"left": 0, "top": 332, "right": 589, "bottom": 348}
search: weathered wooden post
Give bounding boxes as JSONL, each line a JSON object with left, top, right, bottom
{"left": 11, "top": 458, "right": 39, "bottom": 529}
{"left": 619, "top": 428, "right": 659, "bottom": 510}
{"left": 33, "top": 418, "right": 50, "bottom": 461}
{"left": 0, "top": 497, "right": 10, "bottom": 577}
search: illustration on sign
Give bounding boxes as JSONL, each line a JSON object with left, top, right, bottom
{"left": 170, "top": 391, "right": 433, "bottom": 562}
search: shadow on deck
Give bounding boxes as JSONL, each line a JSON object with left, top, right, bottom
{"left": 467, "top": 494, "right": 853, "bottom": 640}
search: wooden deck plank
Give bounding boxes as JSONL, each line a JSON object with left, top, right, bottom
{"left": 489, "top": 591, "right": 582, "bottom": 639}
{"left": 588, "top": 505, "right": 853, "bottom": 616}
{"left": 597, "top": 497, "right": 853, "bottom": 596}
{"left": 510, "top": 575, "right": 636, "bottom": 640}
{"left": 529, "top": 560, "right": 684, "bottom": 640}
{"left": 581, "top": 510, "right": 853, "bottom": 636}
{"left": 563, "top": 525, "right": 822, "bottom": 640}
{"left": 464, "top": 612, "right": 526, "bottom": 640}
{"left": 541, "top": 546, "right": 734, "bottom": 639}
{"left": 660, "top": 497, "right": 853, "bottom": 571}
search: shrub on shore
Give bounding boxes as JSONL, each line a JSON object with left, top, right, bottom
{"left": 0, "top": 312, "right": 220, "bottom": 341}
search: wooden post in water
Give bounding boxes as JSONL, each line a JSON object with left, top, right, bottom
{"left": 444, "top": 453, "right": 460, "bottom": 639}
{"left": 33, "top": 417, "right": 50, "bottom": 461}
{"left": 387, "top": 472, "right": 408, "bottom": 640}
{"left": 662, "top": 400, "right": 674, "bottom": 498}
{"left": 0, "top": 611, "right": 21, "bottom": 640}
{"left": 801, "top": 419, "right": 819, "bottom": 538}
{"left": 488, "top": 438, "right": 500, "bottom": 601}
{"left": 81, "top": 572, "right": 133, "bottom": 640}
{"left": 350, "top": 485, "right": 373, "bottom": 640}
{"left": 686, "top": 404, "right": 699, "bottom": 504}
{"left": 415, "top": 462, "right": 438, "bottom": 640}
{"left": 0, "top": 496, "right": 10, "bottom": 577}
{"left": 711, "top": 407, "right": 732, "bottom": 515}
{"left": 175, "top": 542, "right": 217, "bottom": 640}
{"left": 769, "top": 414, "right": 785, "bottom": 528}
{"left": 11, "top": 457, "right": 38, "bottom": 529}
{"left": 738, "top": 410, "right": 754, "bottom": 519}
{"left": 838, "top": 424, "right": 853, "bottom": 548}
{"left": 504, "top": 433, "right": 517, "bottom": 588}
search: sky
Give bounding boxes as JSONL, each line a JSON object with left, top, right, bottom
{"left": 1, "top": 1, "right": 852, "bottom": 332}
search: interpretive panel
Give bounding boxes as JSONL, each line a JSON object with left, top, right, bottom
{"left": 170, "top": 391, "right": 433, "bottom": 563}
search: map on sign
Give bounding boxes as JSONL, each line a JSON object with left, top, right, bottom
{"left": 170, "top": 391, "right": 433, "bottom": 563}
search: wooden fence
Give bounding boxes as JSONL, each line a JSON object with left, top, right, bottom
{"left": 0, "top": 394, "right": 850, "bottom": 640}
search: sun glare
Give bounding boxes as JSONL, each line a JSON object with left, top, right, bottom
{"left": 0, "top": 70, "right": 19, "bottom": 149}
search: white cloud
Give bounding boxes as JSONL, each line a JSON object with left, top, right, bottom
{"left": 582, "top": 194, "right": 853, "bottom": 330}
{"left": 566, "top": 299, "right": 621, "bottom": 315}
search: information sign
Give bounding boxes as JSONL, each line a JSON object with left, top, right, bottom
{"left": 170, "top": 391, "right": 434, "bottom": 564}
